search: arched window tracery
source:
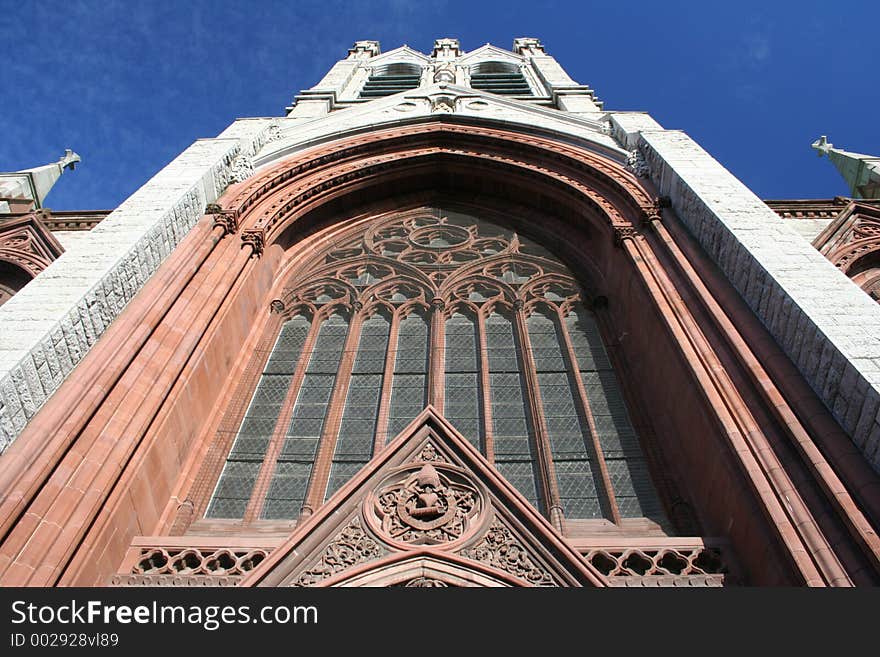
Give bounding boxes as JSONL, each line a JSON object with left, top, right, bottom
{"left": 204, "top": 206, "right": 668, "bottom": 530}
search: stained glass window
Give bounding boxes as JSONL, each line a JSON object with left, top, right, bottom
{"left": 205, "top": 207, "right": 668, "bottom": 529}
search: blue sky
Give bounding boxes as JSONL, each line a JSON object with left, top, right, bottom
{"left": 2, "top": 0, "right": 878, "bottom": 210}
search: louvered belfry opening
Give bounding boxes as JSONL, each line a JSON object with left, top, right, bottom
{"left": 204, "top": 206, "right": 668, "bottom": 531}
{"left": 469, "top": 61, "right": 532, "bottom": 96}
{"left": 359, "top": 62, "right": 422, "bottom": 98}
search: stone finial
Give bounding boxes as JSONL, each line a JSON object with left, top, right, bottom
{"left": 812, "top": 135, "right": 880, "bottom": 200}
{"left": 58, "top": 148, "right": 81, "bottom": 171}
{"left": 812, "top": 135, "right": 831, "bottom": 156}
{"left": 0, "top": 149, "right": 82, "bottom": 210}
{"left": 433, "top": 38, "right": 460, "bottom": 59}
{"left": 513, "top": 37, "right": 545, "bottom": 55}
{"left": 348, "top": 40, "right": 380, "bottom": 59}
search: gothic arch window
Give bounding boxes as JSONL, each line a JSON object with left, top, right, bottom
{"left": 469, "top": 61, "right": 532, "bottom": 96}
{"left": 360, "top": 62, "right": 422, "bottom": 98}
{"left": 203, "top": 206, "right": 668, "bottom": 530}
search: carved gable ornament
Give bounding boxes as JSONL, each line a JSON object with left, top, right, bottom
{"left": 0, "top": 213, "right": 64, "bottom": 277}
{"left": 240, "top": 406, "right": 605, "bottom": 587}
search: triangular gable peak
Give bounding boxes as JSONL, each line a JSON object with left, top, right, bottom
{"left": 369, "top": 45, "right": 431, "bottom": 68}
{"left": 458, "top": 43, "right": 524, "bottom": 66}
{"left": 0, "top": 214, "right": 64, "bottom": 277}
{"left": 240, "top": 406, "right": 605, "bottom": 587}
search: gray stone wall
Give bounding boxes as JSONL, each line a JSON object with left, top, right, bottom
{"left": 0, "top": 120, "right": 276, "bottom": 452}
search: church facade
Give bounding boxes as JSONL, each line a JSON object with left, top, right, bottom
{"left": 1, "top": 38, "right": 879, "bottom": 587}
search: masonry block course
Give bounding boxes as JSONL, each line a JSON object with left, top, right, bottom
{"left": 0, "top": 121, "right": 276, "bottom": 451}
{"left": 625, "top": 126, "right": 880, "bottom": 471}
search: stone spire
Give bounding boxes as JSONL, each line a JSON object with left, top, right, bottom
{"left": 812, "top": 136, "right": 880, "bottom": 199}
{"left": 0, "top": 149, "right": 81, "bottom": 212}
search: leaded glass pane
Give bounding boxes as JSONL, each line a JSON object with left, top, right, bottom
{"left": 261, "top": 313, "right": 350, "bottom": 519}
{"left": 207, "top": 316, "right": 310, "bottom": 518}
{"left": 207, "top": 208, "right": 670, "bottom": 529}
{"left": 325, "top": 315, "right": 387, "bottom": 500}
{"left": 386, "top": 313, "right": 429, "bottom": 443}
{"left": 566, "top": 304, "right": 666, "bottom": 524}
{"left": 487, "top": 312, "right": 542, "bottom": 509}
{"left": 444, "top": 313, "right": 483, "bottom": 449}
{"left": 327, "top": 314, "right": 390, "bottom": 496}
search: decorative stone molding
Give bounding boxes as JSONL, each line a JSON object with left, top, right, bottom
{"left": 230, "top": 152, "right": 255, "bottom": 184}
{"left": 130, "top": 546, "right": 268, "bottom": 578}
{"left": 402, "top": 576, "right": 449, "bottom": 587}
{"left": 418, "top": 442, "right": 447, "bottom": 463}
{"left": 582, "top": 545, "right": 729, "bottom": 580}
{"left": 429, "top": 94, "right": 456, "bottom": 114}
{"left": 206, "top": 204, "right": 240, "bottom": 236}
{"left": 110, "top": 573, "right": 240, "bottom": 587}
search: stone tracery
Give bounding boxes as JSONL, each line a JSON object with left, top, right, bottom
{"left": 204, "top": 205, "right": 667, "bottom": 531}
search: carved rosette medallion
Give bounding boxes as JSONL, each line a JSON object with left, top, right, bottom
{"left": 364, "top": 462, "right": 487, "bottom": 549}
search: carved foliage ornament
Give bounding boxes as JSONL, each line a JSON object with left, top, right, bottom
{"left": 292, "top": 517, "right": 383, "bottom": 587}
{"left": 366, "top": 463, "right": 484, "bottom": 548}
{"left": 462, "top": 520, "right": 557, "bottom": 587}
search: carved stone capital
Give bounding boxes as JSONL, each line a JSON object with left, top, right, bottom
{"left": 241, "top": 228, "right": 265, "bottom": 258}
{"left": 210, "top": 210, "right": 240, "bottom": 236}
{"left": 613, "top": 225, "right": 640, "bottom": 247}
{"left": 269, "top": 299, "right": 285, "bottom": 314}
{"left": 513, "top": 299, "right": 525, "bottom": 311}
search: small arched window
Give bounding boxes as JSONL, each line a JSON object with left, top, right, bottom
{"left": 360, "top": 62, "right": 422, "bottom": 98}
{"left": 469, "top": 61, "right": 532, "bottom": 96}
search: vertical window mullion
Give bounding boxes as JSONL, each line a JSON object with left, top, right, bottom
{"left": 324, "top": 312, "right": 390, "bottom": 500}
{"left": 243, "top": 314, "right": 321, "bottom": 522}
{"left": 443, "top": 311, "right": 484, "bottom": 450}
{"left": 300, "top": 311, "right": 363, "bottom": 514}
{"left": 486, "top": 310, "right": 543, "bottom": 511}
{"left": 428, "top": 300, "right": 446, "bottom": 411}
{"left": 532, "top": 308, "right": 617, "bottom": 522}
{"left": 372, "top": 312, "right": 400, "bottom": 453}
{"left": 512, "top": 305, "right": 563, "bottom": 526}
{"left": 477, "top": 309, "right": 495, "bottom": 462}
{"left": 206, "top": 314, "right": 312, "bottom": 520}
{"left": 259, "top": 312, "right": 351, "bottom": 520}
